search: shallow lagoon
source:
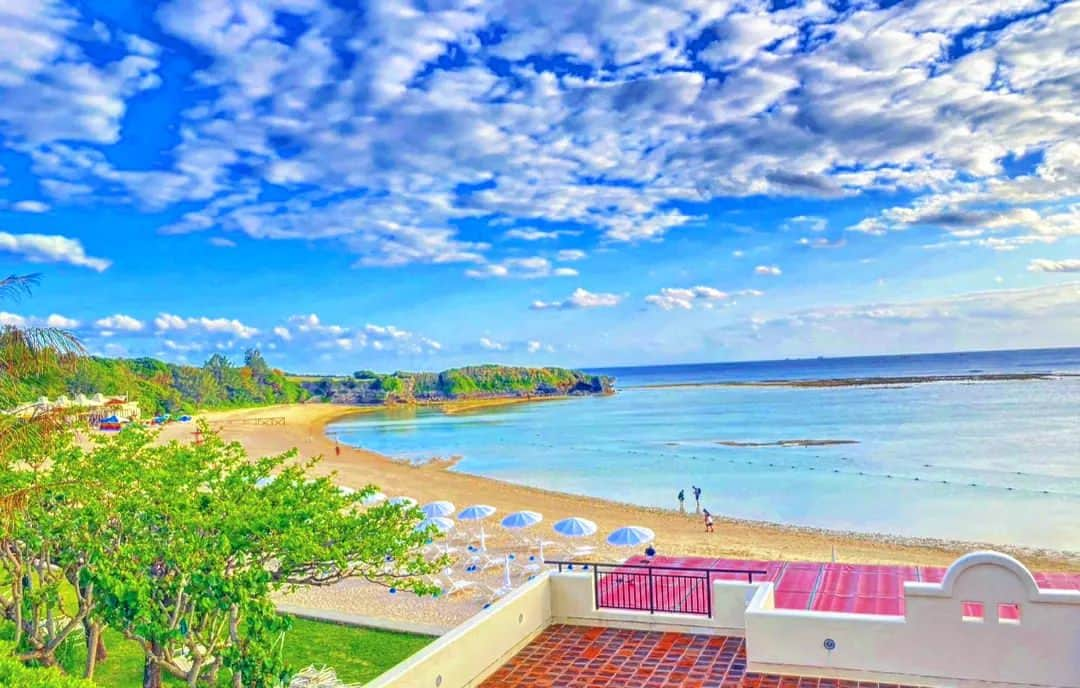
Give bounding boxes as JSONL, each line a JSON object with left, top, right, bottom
{"left": 331, "top": 351, "right": 1080, "bottom": 551}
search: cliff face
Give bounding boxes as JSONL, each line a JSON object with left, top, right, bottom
{"left": 299, "top": 365, "right": 614, "bottom": 405}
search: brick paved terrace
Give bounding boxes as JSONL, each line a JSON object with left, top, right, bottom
{"left": 480, "top": 625, "right": 922, "bottom": 688}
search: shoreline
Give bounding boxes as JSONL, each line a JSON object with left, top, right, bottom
{"left": 159, "top": 402, "right": 1079, "bottom": 571}
{"left": 634, "top": 372, "right": 1073, "bottom": 390}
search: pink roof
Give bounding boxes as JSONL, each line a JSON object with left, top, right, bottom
{"left": 618, "top": 555, "right": 1080, "bottom": 618}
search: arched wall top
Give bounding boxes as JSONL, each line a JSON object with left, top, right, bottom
{"left": 937, "top": 550, "right": 1041, "bottom": 600}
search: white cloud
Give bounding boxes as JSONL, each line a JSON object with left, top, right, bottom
{"left": 0, "top": 0, "right": 160, "bottom": 145}
{"left": 0, "top": 311, "right": 79, "bottom": 329}
{"left": 556, "top": 249, "right": 587, "bottom": 262}
{"left": 699, "top": 11, "right": 798, "bottom": 68}
{"left": 162, "top": 339, "right": 204, "bottom": 353}
{"left": 503, "top": 228, "right": 578, "bottom": 241}
{"left": 2, "top": 0, "right": 1078, "bottom": 277}
{"left": 287, "top": 313, "right": 346, "bottom": 337}
{"left": 526, "top": 340, "right": 554, "bottom": 354}
{"left": 43, "top": 314, "right": 78, "bottom": 328}
{"left": 645, "top": 286, "right": 730, "bottom": 311}
{"left": 755, "top": 265, "right": 782, "bottom": 276}
{"left": 466, "top": 257, "right": 577, "bottom": 279}
{"left": 0, "top": 231, "right": 110, "bottom": 271}
{"left": 531, "top": 288, "right": 622, "bottom": 310}
{"left": 783, "top": 215, "right": 827, "bottom": 232}
{"left": 1028, "top": 259, "right": 1080, "bottom": 273}
{"left": 154, "top": 313, "right": 259, "bottom": 339}
{"left": 798, "top": 237, "right": 846, "bottom": 249}
{"left": 12, "top": 200, "right": 49, "bottom": 213}
{"left": 276, "top": 314, "right": 441, "bottom": 355}
{"left": 208, "top": 236, "right": 236, "bottom": 248}
{"left": 0, "top": 312, "right": 26, "bottom": 327}
{"left": 479, "top": 336, "right": 507, "bottom": 351}
{"left": 757, "top": 283, "right": 1080, "bottom": 329}
{"left": 94, "top": 314, "right": 145, "bottom": 332}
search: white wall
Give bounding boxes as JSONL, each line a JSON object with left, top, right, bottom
{"left": 367, "top": 573, "right": 552, "bottom": 688}
{"left": 745, "top": 552, "right": 1080, "bottom": 688}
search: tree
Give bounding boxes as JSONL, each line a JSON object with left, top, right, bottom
{"left": 0, "top": 641, "right": 94, "bottom": 687}
{"left": 0, "top": 274, "right": 93, "bottom": 672}
{"left": 243, "top": 349, "right": 270, "bottom": 379}
{"left": 83, "top": 424, "right": 441, "bottom": 687}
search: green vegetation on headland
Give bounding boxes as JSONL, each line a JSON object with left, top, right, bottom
{"left": 302, "top": 364, "right": 615, "bottom": 404}
{"left": 11, "top": 349, "right": 307, "bottom": 415}
{"left": 13, "top": 350, "right": 611, "bottom": 415}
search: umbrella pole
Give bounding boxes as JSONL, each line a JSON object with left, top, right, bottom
{"left": 480, "top": 524, "right": 487, "bottom": 552}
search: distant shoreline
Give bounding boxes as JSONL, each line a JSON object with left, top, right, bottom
{"left": 636, "top": 372, "right": 1070, "bottom": 390}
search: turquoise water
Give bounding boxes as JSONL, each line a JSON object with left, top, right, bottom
{"left": 330, "top": 350, "right": 1080, "bottom": 551}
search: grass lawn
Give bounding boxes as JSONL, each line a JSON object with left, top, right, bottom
{"left": 4, "top": 617, "right": 431, "bottom": 686}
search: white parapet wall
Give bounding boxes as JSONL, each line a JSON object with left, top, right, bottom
{"left": 744, "top": 551, "right": 1080, "bottom": 688}
{"left": 366, "top": 573, "right": 552, "bottom": 688}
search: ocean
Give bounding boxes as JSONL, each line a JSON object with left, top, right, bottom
{"left": 329, "top": 348, "right": 1080, "bottom": 552}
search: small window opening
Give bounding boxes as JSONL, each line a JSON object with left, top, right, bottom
{"left": 961, "top": 601, "right": 984, "bottom": 622}
{"left": 998, "top": 603, "right": 1021, "bottom": 624}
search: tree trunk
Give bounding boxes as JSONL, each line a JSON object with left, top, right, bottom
{"left": 204, "top": 658, "right": 221, "bottom": 687}
{"left": 143, "top": 641, "right": 163, "bottom": 688}
{"left": 83, "top": 621, "right": 100, "bottom": 679}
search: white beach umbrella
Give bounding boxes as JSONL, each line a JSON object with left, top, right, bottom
{"left": 552, "top": 517, "right": 597, "bottom": 538}
{"left": 606, "top": 526, "right": 655, "bottom": 547}
{"left": 421, "top": 501, "right": 456, "bottom": 518}
{"left": 361, "top": 491, "right": 387, "bottom": 506}
{"left": 502, "top": 510, "right": 545, "bottom": 559}
{"left": 501, "top": 510, "right": 543, "bottom": 529}
{"left": 254, "top": 476, "right": 276, "bottom": 489}
{"left": 416, "top": 517, "right": 455, "bottom": 555}
{"left": 415, "top": 516, "right": 455, "bottom": 533}
{"left": 458, "top": 504, "right": 497, "bottom": 551}
{"left": 388, "top": 496, "right": 418, "bottom": 507}
{"left": 338, "top": 485, "right": 356, "bottom": 496}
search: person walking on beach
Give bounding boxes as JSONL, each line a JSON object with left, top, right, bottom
{"left": 677, "top": 489, "right": 685, "bottom": 512}
{"left": 692, "top": 485, "right": 702, "bottom": 513}
{"left": 335, "top": 442, "right": 341, "bottom": 457}
{"left": 703, "top": 508, "right": 715, "bottom": 533}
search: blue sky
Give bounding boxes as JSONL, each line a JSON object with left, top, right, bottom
{"left": 0, "top": 0, "right": 1077, "bottom": 372}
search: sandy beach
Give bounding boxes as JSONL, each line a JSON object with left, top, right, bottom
{"left": 156, "top": 402, "right": 1079, "bottom": 629}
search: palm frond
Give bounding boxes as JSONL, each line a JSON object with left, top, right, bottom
{"left": 0, "top": 408, "right": 74, "bottom": 459}
{"left": 0, "top": 325, "right": 85, "bottom": 378}
{"left": 0, "top": 273, "right": 41, "bottom": 302}
{"left": 0, "top": 480, "right": 84, "bottom": 535}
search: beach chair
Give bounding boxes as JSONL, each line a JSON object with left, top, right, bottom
{"left": 561, "top": 543, "right": 596, "bottom": 559}
{"left": 430, "top": 569, "right": 480, "bottom": 598}
{"left": 504, "top": 549, "right": 546, "bottom": 575}
{"left": 422, "top": 541, "right": 457, "bottom": 559}
{"left": 462, "top": 552, "right": 503, "bottom": 574}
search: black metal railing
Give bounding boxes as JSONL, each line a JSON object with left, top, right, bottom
{"left": 545, "top": 560, "right": 768, "bottom": 617}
